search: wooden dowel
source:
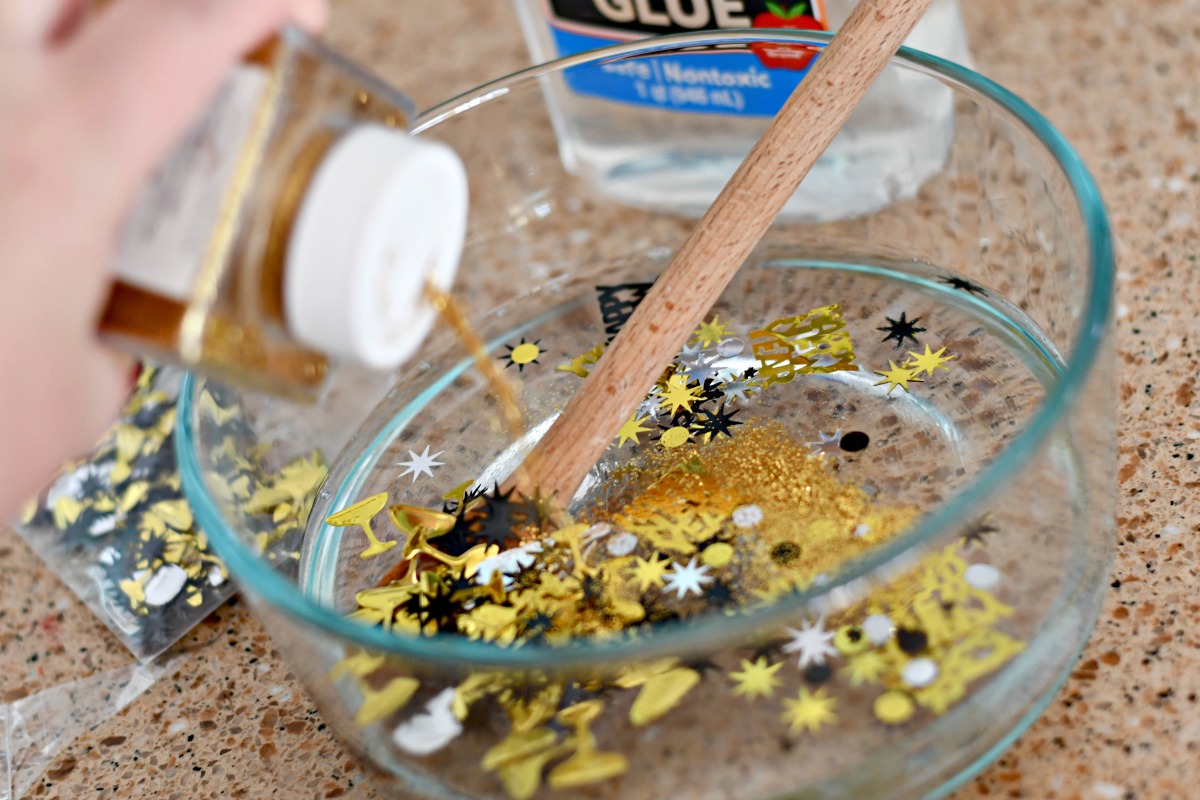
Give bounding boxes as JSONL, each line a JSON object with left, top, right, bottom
{"left": 509, "top": 0, "right": 935, "bottom": 503}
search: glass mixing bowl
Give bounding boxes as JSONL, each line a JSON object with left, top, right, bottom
{"left": 177, "top": 30, "right": 1114, "bottom": 800}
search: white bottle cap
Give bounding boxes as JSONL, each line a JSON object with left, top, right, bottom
{"left": 285, "top": 124, "right": 468, "bottom": 370}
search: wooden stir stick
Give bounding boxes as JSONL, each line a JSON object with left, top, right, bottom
{"left": 508, "top": 0, "right": 935, "bottom": 503}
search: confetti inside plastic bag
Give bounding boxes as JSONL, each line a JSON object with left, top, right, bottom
{"left": 15, "top": 366, "right": 326, "bottom": 661}
{"left": 14, "top": 367, "right": 232, "bottom": 660}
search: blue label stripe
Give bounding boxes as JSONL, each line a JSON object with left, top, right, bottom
{"left": 552, "top": 27, "right": 817, "bottom": 117}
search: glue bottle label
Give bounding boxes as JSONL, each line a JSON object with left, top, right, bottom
{"left": 541, "top": 0, "right": 828, "bottom": 116}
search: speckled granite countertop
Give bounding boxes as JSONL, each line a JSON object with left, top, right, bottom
{"left": 1, "top": 0, "right": 1194, "bottom": 797}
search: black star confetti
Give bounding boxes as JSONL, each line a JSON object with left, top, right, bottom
{"left": 414, "top": 581, "right": 461, "bottom": 634}
{"left": 877, "top": 312, "right": 927, "bottom": 350}
{"left": 940, "top": 276, "right": 988, "bottom": 295}
{"left": 961, "top": 516, "right": 999, "bottom": 548}
{"left": 691, "top": 404, "right": 743, "bottom": 440}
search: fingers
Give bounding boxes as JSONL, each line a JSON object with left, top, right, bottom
{"left": 0, "top": 0, "right": 87, "bottom": 45}
{"left": 55, "top": 0, "right": 328, "bottom": 197}
{"left": 291, "top": 0, "right": 329, "bottom": 32}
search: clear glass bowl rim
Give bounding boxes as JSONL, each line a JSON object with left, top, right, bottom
{"left": 176, "top": 29, "right": 1114, "bottom": 669}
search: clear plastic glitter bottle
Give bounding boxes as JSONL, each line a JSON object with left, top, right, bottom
{"left": 98, "top": 29, "right": 467, "bottom": 401}
{"left": 510, "top": 0, "right": 971, "bottom": 221}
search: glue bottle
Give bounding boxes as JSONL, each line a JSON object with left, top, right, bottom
{"left": 97, "top": 28, "right": 468, "bottom": 401}
{"left": 510, "top": 0, "right": 970, "bottom": 221}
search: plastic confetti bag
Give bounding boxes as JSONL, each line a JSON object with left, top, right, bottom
{"left": 14, "top": 367, "right": 233, "bottom": 662}
{"left": 0, "top": 657, "right": 173, "bottom": 799}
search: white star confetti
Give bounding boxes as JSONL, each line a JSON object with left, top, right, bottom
{"left": 782, "top": 618, "right": 839, "bottom": 668}
{"left": 677, "top": 341, "right": 707, "bottom": 365}
{"left": 805, "top": 430, "right": 843, "bottom": 457}
{"left": 720, "top": 379, "right": 755, "bottom": 403}
{"left": 637, "top": 394, "right": 663, "bottom": 422}
{"left": 679, "top": 350, "right": 721, "bottom": 384}
{"left": 662, "top": 557, "right": 714, "bottom": 599}
{"left": 397, "top": 446, "right": 444, "bottom": 482}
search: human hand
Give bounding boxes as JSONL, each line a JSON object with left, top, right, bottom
{"left": 0, "top": 0, "right": 327, "bottom": 518}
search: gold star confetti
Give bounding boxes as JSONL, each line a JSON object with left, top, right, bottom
{"left": 903, "top": 344, "right": 955, "bottom": 378}
{"left": 781, "top": 687, "right": 838, "bottom": 734}
{"left": 841, "top": 650, "right": 889, "bottom": 686}
{"left": 729, "top": 657, "right": 783, "bottom": 700}
{"left": 873, "top": 361, "right": 923, "bottom": 394}
{"left": 628, "top": 554, "right": 671, "bottom": 591}
{"left": 657, "top": 374, "right": 704, "bottom": 414}
{"left": 691, "top": 314, "right": 731, "bottom": 347}
{"left": 616, "top": 415, "right": 652, "bottom": 447}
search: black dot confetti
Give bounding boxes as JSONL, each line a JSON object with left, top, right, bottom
{"left": 897, "top": 628, "right": 929, "bottom": 655}
{"left": 770, "top": 541, "right": 801, "bottom": 565}
{"left": 840, "top": 431, "right": 870, "bottom": 452}
{"left": 803, "top": 662, "right": 833, "bottom": 684}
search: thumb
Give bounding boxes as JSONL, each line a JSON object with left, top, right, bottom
{"left": 55, "top": 0, "right": 328, "bottom": 198}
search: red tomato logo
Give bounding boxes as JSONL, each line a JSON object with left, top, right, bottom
{"left": 750, "top": 2, "right": 825, "bottom": 71}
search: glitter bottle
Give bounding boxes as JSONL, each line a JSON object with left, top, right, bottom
{"left": 509, "top": 0, "right": 971, "bottom": 221}
{"left": 98, "top": 28, "right": 468, "bottom": 401}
